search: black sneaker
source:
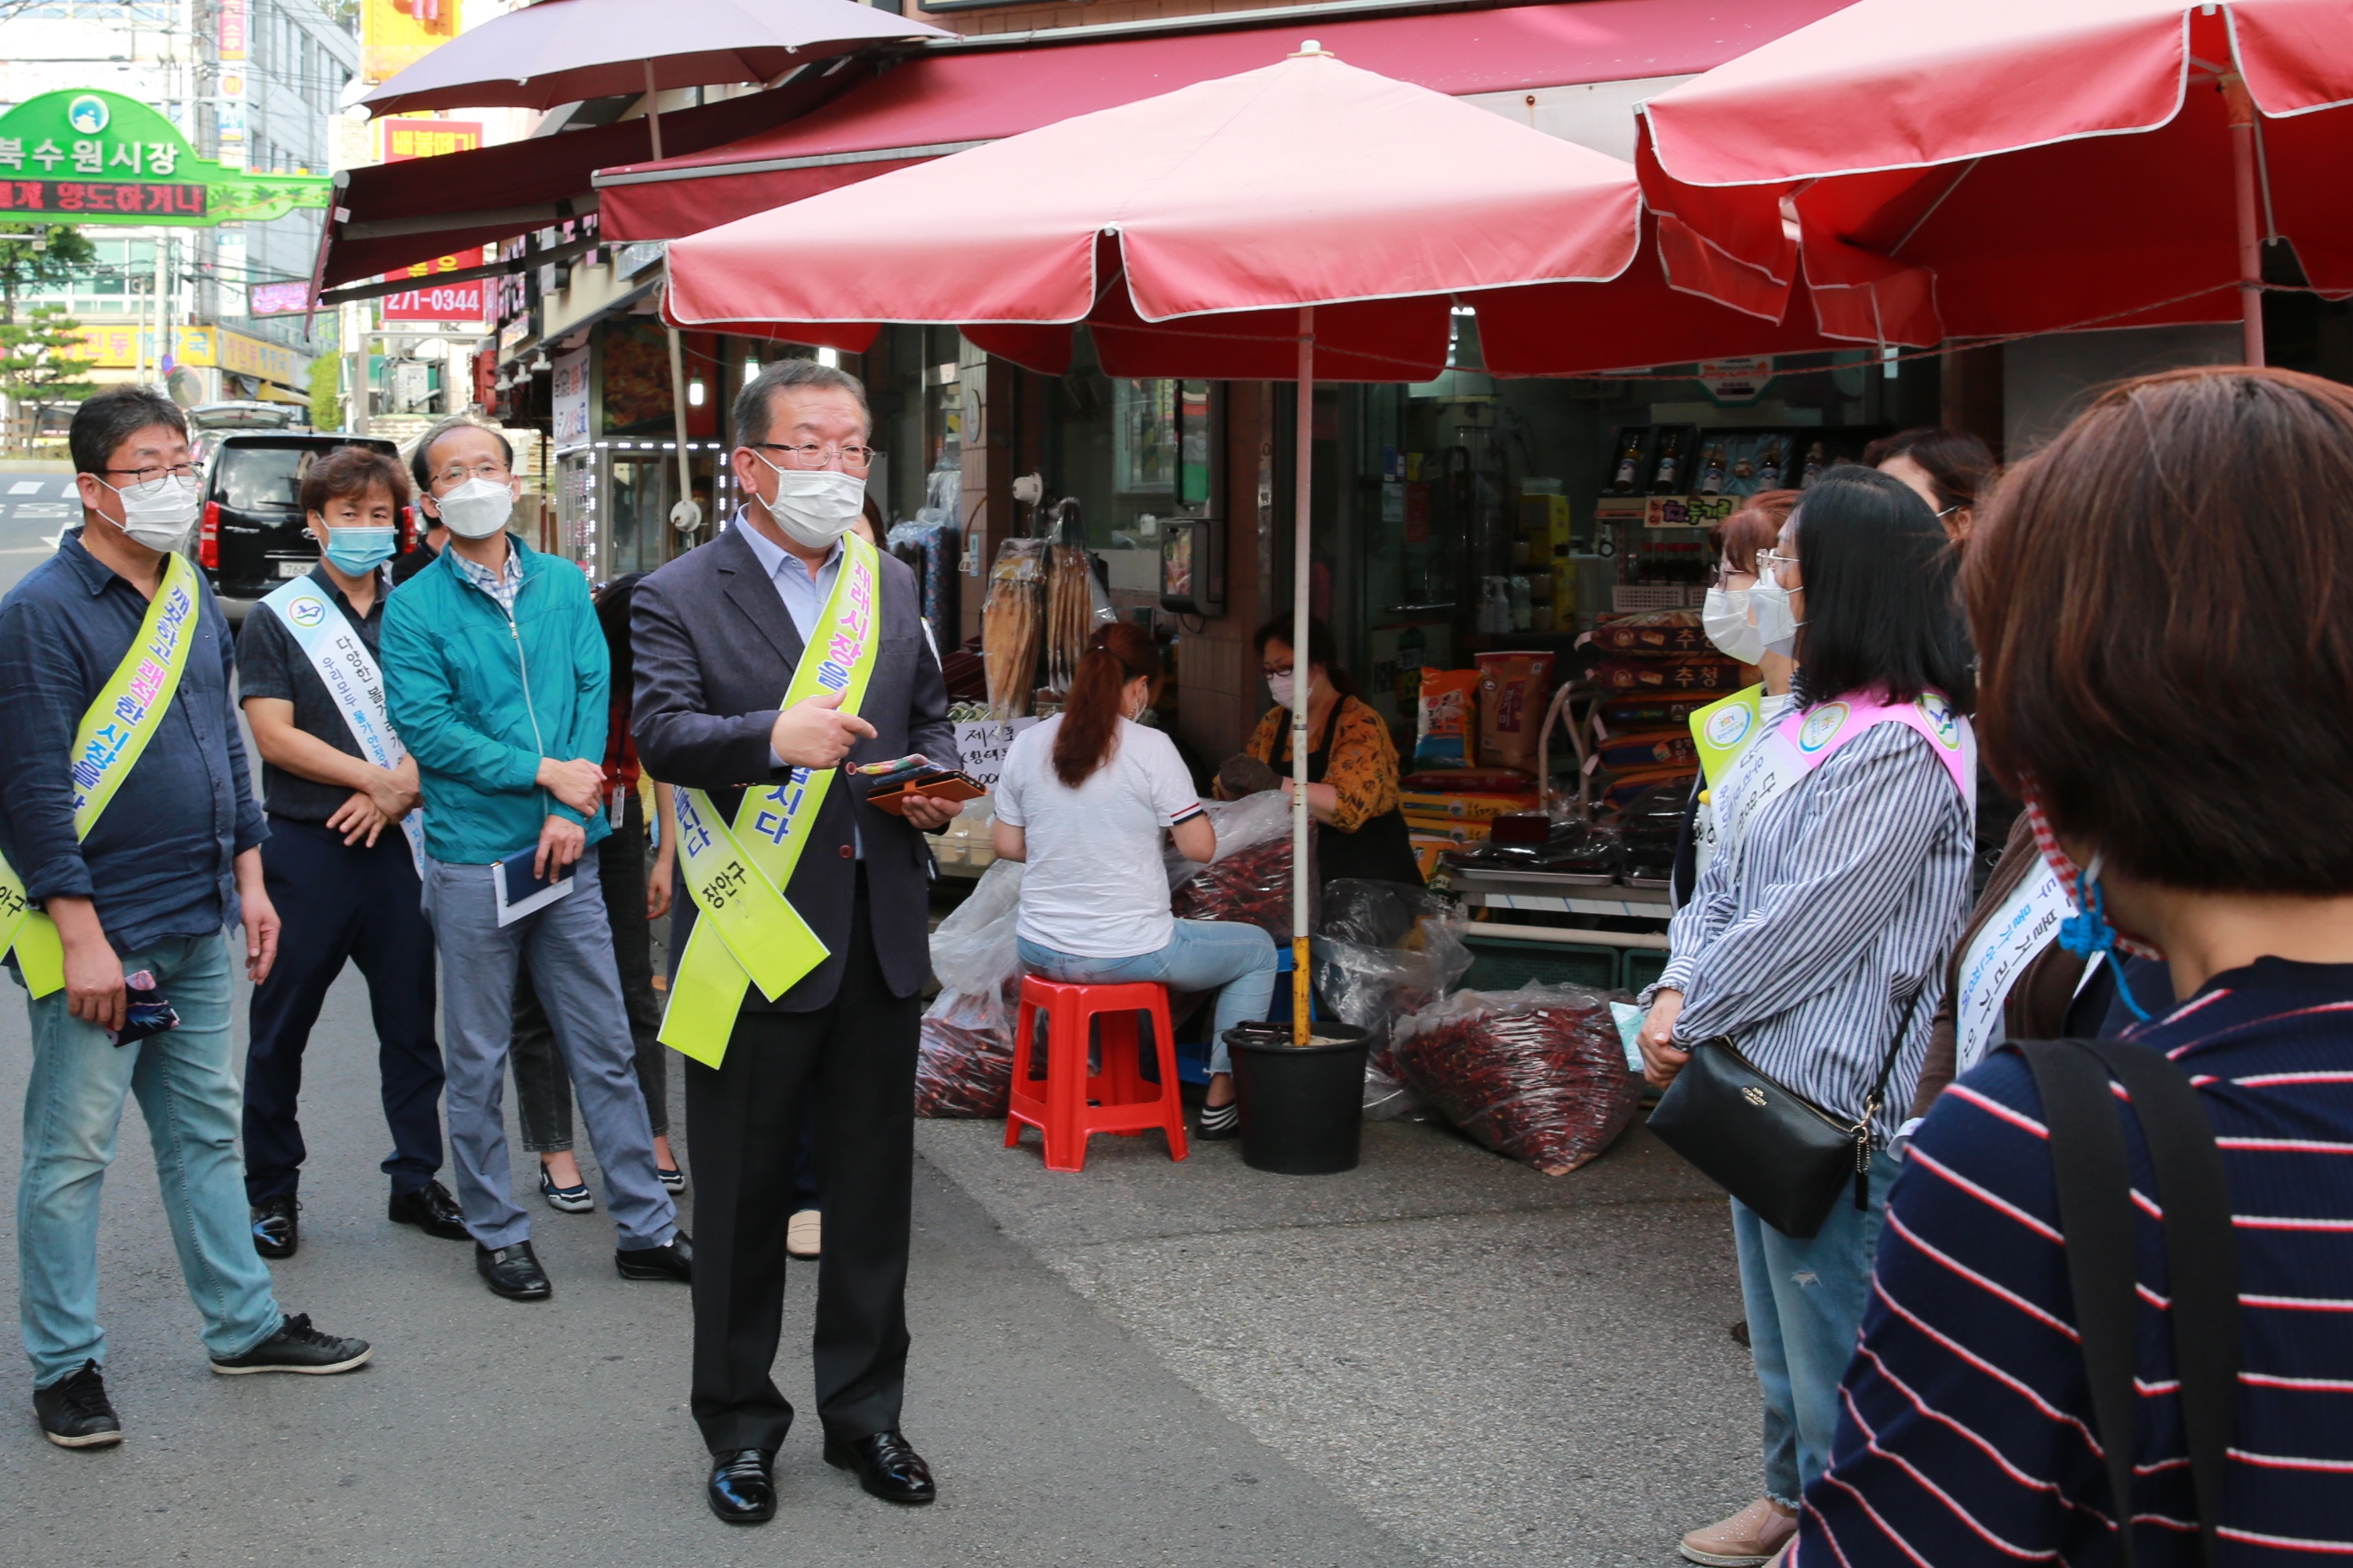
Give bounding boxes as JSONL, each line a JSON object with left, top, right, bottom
{"left": 33, "top": 1360, "right": 120, "bottom": 1449}
{"left": 250, "top": 1194, "right": 297, "bottom": 1259}
{"left": 208, "top": 1314, "right": 372, "bottom": 1377}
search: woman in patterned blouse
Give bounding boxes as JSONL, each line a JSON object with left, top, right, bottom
{"left": 1229, "top": 617, "right": 1422, "bottom": 889}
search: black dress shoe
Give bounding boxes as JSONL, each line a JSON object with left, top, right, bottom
{"left": 824, "top": 1430, "right": 936, "bottom": 1504}
{"left": 387, "top": 1180, "right": 470, "bottom": 1241}
{"left": 474, "top": 1240, "right": 551, "bottom": 1300}
{"left": 615, "top": 1230, "right": 692, "bottom": 1283}
{"left": 708, "top": 1448, "right": 776, "bottom": 1525}
{"left": 250, "top": 1194, "right": 297, "bottom": 1260}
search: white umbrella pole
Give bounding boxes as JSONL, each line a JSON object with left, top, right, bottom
{"left": 2223, "top": 71, "right": 2265, "bottom": 367}
{"left": 1291, "top": 307, "right": 1315, "bottom": 1044}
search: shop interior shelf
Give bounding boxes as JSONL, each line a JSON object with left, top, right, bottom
{"left": 1460, "top": 933, "right": 1625, "bottom": 995}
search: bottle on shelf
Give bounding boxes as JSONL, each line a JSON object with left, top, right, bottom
{"left": 1800, "top": 440, "right": 1828, "bottom": 488}
{"left": 1651, "top": 429, "right": 1685, "bottom": 495}
{"left": 1698, "top": 441, "right": 1728, "bottom": 495}
{"left": 1610, "top": 430, "right": 1645, "bottom": 494}
{"left": 1756, "top": 437, "right": 1785, "bottom": 489}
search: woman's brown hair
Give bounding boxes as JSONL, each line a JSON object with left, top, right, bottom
{"left": 1052, "top": 620, "right": 1162, "bottom": 787}
{"left": 1862, "top": 426, "right": 1995, "bottom": 517}
{"left": 1966, "top": 366, "right": 2353, "bottom": 893}
{"left": 1712, "top": 488, "right": 1799, "bottom": 576}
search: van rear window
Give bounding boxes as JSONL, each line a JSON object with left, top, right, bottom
{"left": 213, "top": 445, "right": 315, "bottom": 513}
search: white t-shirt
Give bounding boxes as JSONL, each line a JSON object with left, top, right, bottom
{"left": 995, "top": 714, "right": 1205, "bottom": 958}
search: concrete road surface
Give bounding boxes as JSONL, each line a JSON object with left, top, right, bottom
{"left": 0, "top": 463, "right": 76, "bottom": 601}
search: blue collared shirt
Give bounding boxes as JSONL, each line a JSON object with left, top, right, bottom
{"left": 733, "top": 511, "right": 860, "bottom": 856}
{"left": 734, "top": 509, "right": 843, "bottom": 639}
{"left": 0, "top": 529, "right": 267, "bottom": 955}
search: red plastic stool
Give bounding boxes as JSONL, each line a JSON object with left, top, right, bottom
{"left": 1005, "top": 977, "right": 1189, "bottom": 1172}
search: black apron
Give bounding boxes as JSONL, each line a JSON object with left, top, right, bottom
{"left": 1285, "top": 701, "right": 1423, "bottom": 889}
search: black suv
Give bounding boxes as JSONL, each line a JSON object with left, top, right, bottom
{"left": 197, "top": 431, "right": 406, "bottom": 619}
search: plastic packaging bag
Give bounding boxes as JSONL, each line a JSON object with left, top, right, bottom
{"left": 1168, "top": 792, "right": 1314, "bottom": 940}
{"left": 1391, "top": 983, "right": 1641, "bottom": 1174}
{"left": 917, "top": 860, "right": 1027, "bottom": 1117}
{"left": 1415, "top": 668, "right": 1481, "bottom": 766}
{"left": 1312, "top": 880, "right": 1472, "bottom": 1120}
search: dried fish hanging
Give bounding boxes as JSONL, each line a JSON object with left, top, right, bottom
{"left": 981, "top": 538, "right": 1046, "bottom": 720}
{"left": 1041, "top": 497, "right": 1113, "bottom": 705}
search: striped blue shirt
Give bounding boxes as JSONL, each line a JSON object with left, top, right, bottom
{"left": 1651, "top": 718, "right": 1974, "bottom": 1138}
{"left": 1793, "top": 957, "right": 2353, "bottom": 1565}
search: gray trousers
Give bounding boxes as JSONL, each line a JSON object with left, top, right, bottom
{"left": 422, "top": 852, "right": 678, "bottom": 1252}
{"left": 510, "top": 795, "right": 667, "bottom": 1150}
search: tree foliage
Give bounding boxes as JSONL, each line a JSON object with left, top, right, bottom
{"left": 0, "top": 305, "right": 99, "bottom": 435}
{"left": 0, "top": 223, "right": 99, "bottom": 325}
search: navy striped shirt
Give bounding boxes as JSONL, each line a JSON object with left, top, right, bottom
{"left": 1653, "top": 718, "right": 1974, "bottom": 1139}
{"left": 1792, "top": 957, "right": 2353, "bottom": 1565}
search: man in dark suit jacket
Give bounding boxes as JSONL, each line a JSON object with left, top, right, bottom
{"left": 630, "top": 361, "right": 957, "bottom": 1526}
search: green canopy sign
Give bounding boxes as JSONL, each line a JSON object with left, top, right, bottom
{"left": 0, "top": 89, "right": 330, "bottom": 227}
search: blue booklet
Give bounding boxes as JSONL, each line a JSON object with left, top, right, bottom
{"left": 493, "top": 843, "right": 574, "bottom": 927}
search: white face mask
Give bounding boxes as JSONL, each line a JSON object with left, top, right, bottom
{"left": 105, "top": 470, "right": 201, "bottom": 551}
{"left": 754, "top": 457, "right": 866, "bottom": 550}
{"left": 1266, "top": 672, "right": 1297, "bottom": 710}
{"left": 1702, "top": 585, "right": 1767, "bottom": 665}
{"left": 436, "top": 476, "right": 514, "bottom": 540}
{"left": 1750, "top": 580, "right": 1801, "bottom": 657}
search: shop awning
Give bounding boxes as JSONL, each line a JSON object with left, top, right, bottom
{"left": 595, "top": 0, "right": 1852, "bottom": 241}
{"left": 319, "top": 75, "right": 846, "bottom": 290}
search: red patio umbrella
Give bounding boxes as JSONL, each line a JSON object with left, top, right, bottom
{"left": 1635, "top": 0, "right": 2353, "bottom": 363}
{"left": 665, "top": 44, "right": 1649, "bottom": 1034}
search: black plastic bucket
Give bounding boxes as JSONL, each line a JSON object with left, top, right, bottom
{"left": 1225, "top": 1022, "right": 1373, "bottom": 1176}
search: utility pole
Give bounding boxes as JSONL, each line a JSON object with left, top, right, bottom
{"left": 153, "top": 234, "right": 170, "bottom": 388}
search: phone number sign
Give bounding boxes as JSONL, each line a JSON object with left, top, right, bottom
{"left": 380, "top": 280, "right": 485, "bottom": 323}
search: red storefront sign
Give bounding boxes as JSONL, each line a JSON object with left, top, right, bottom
{"left": 0, "top": 179, "right": 205, "bottom": 215}
{"left": 380, "top": 278, "right": 486, "bottom": 321}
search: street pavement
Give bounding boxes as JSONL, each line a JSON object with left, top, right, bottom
{"left": 0, "top": 463, "right": 77, "bottom": 601}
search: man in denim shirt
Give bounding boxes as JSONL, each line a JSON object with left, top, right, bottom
{"left": 0, "top": 389, "right": 373, "bottom": 1451}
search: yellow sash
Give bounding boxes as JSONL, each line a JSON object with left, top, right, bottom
{"left": 1, "top": 552, "right": 204, "bottom": 998}
{"left": 658, "top": 534, "right": 883, "bottom": 1066}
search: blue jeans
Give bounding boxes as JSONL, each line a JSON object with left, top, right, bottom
{"left": 1731, "top": 1177, "right": 1890, "bottom": 1507}
{"left": 422, "top": 853, "right": 678, "bottom": 1252}
{"left": 17, "top": 932, "right": 283, "bottom": 1386}
{"left": 1018, "top": 919, "right": 1278, "bottom": 1075}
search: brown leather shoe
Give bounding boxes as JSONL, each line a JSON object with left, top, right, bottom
{"left": 1679, "top": 1499, "right": 1798, "bottom": 1567}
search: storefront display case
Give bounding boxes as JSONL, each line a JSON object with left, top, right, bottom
{"left": 553, "top": 438, "right": 737, "bottom": 583}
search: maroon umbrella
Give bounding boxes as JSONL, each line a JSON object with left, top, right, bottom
{"left": 361, "top": 0, "right": 950, "bottom": 152}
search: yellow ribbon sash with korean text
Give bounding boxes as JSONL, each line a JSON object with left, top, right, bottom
{"left": 658, "top": 533, "right": 882, "bottom": 1067}
{"left": 0, "top": 552, "right": 203, "bottom": 998}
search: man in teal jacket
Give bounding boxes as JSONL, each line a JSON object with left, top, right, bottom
{"left": 381, "top": 416, "right": 686, "bottom": 1302}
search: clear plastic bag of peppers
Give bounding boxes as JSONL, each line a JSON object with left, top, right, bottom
{"left": 916, "top": 859, "right": 1027, "bottom": 1118}
{"left": 1168, "top": 792, "right": 1317, "bottom": 941}
{"left": 1312, "top": 879, "right": 1473, "bottom": 1120}
{"left": 1391, "top": 983, "right": 1641, "bottom": 1174}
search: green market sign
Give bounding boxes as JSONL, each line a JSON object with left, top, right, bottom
{"left": 0, "top": 89, "right": 330, "bottom": 226}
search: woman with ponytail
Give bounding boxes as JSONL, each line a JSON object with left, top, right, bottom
{"left": 994, "top": 622, "right": 1278, "bottom": 1139}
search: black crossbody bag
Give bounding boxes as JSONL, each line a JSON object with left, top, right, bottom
{"left": 1645, "top": 991, "right": 1921, "bottom": 1240}
{"left": 2019, "top": 1038, "right": 2238, "bottom": 1568}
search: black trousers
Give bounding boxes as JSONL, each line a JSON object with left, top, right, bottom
{"left": 243, "top": 815, "right": 444, "bottom": 1202}
{"left": 687, "top": 879, "right": 920, "bottom": 1455}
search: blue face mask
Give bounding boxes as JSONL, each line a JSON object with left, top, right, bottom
{"left": 324, "top": 524, "right": 397, "bottom": 577}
